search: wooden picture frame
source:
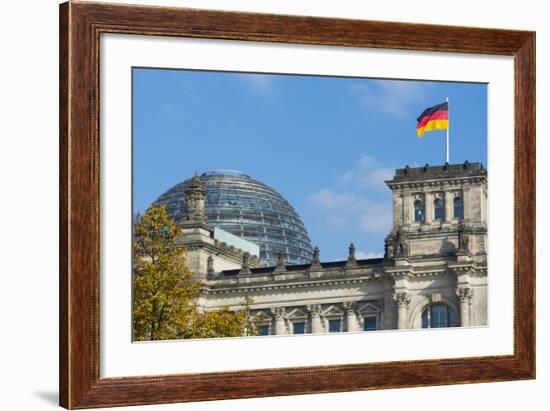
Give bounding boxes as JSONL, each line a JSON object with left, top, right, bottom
{"left": 59, "top": 1, "right": 535, "bottom": 408}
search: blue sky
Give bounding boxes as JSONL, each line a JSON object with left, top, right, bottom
{"left": 133, "top": 68, "right": 487, "bottom": 261}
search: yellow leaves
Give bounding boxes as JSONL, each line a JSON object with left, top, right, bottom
{"left": 132, "top": 204, "right": 256, "bottom": 341}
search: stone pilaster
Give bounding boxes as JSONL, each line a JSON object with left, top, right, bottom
{"left": 464, "top": 186, "right": 472, "bottom": 221}
{"left": 393, "top": 292, "right": 411, "bottom": 329}
{"left": 457, "top": 287, "right": 473, "bottom": 327}
{"left": 343, "top": 301, "right": 359, "bottom": 332}
{"left": 444, "top": 190, "right": 453, "bottom": 222}
{"left": 424, "top": 192, "right": 433, "bottom": 224}
{"left": 271, "top": 307, "right": 287, "bottom": 335}
{"left": 307, "top": 304, "right": 323, "bottom": 333}
{"left": 403, "top": 193, "right": 413, "bottom": 225}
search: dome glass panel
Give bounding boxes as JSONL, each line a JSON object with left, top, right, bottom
{"left": 154, "top": 170, "right": 314, "bottom": 266}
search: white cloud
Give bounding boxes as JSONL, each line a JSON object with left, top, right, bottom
{"left": 337, "top": 155, "right": 395, "bottom": 190}
{"left": 246, "top": 74, "right": 272, "bottom": 91}
{"left": 356, "top": 251, "right": 384, "bottom": 259}
{"left": 308, "top": 155, "right": 394, "bottom": 234}
{"left": 360, "top": 210, "right": 392, "bottom": 233}
{"left": 349, "top": 79, "right": 428, "bottom": 116}
{"left": 308, "top": 187, "right": 391, "bottom": 234}
{"left": 327, "top": 215, "right": 347, "bottom": 229}
{"left": 309, "top": 188, "right": 357, "bottom": 209}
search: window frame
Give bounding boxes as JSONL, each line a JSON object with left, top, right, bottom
{"left": 421, "top": 303, "right": 459, "bottom": 329}
{"left": 414, "top": 198, "right": 425, "bottom": 222}
{"left": 453, "top": 195, "right": 464, "bottom": 220}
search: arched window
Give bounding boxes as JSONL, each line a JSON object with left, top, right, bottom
{"left": 453, "top": 196, "right": 464, "bottom": 219}
{"left": 414, "top": 199, "right": 425, "bottom": 222}
{"left": 433, "top": 198, "right": 444, "bottom": 221}
{"left": 421, "top": 303, "right": 459, "bottom": 328}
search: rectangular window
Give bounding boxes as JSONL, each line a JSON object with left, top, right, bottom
{"left": 292, "top": 322, "right": 305, "bottom": 334}
{"left": 328, "top": 319, "right": 341, "bottom": 333}
{"left": 258, "top": 324, "right": 269, "bottom": 336}
{"left": 454, "top": 196, "right": 464, "bottom": 219}
{"left": 434, "top": 198, "right": 445, "bottom": 220}
{"left": 363, "top": 316, "right": 377, "bottom": 331}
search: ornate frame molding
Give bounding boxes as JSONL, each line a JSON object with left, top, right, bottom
{"left": 60, "top": 1, "right": 535, "bottom": 408}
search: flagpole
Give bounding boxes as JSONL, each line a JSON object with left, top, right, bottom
{"left": 446, "top": 97, "right": 450, "bottom": 163}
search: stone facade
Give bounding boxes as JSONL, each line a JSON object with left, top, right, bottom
{"left": 179, "top": 162, "right": 487, "bottom": 334}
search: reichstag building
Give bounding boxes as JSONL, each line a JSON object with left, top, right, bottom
{"left": 154, "top": 162, "right": 487, "bottom": 335}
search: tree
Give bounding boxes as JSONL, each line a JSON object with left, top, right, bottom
{"left": 132, "top": 204, "right": 257, "bottom": 340}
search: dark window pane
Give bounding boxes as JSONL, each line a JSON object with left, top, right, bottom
{"left": 414, "top": 200, "right": 425, "bottom": 222}
{"left": 292, "top": 322, "right": 305, "bottom": 334}
{"left": 259, "top": 324, "right": 269, "bottom": 335}
{"left": 448, "top": 306, "right": 459, "bottom": 327}
{"left": 430, "top": 304, "right": 448, "bottom": 328}
{"left": 329, "top": 319, "right": 341, "bottom": 333}
{"left": 363, "top": 317, "right": 377, "bottom": 331}
{"left": 434, "top": 198, "right": 444, "bottom": 220}
{"left": 454, "top": 197, "right": 464, "bottom": 219}
{"left": 422, "top": 304, "right": 459, "bottom": 329}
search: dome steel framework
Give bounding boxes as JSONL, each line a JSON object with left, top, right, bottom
{"left": 154, "top": 170, "right": 314, "bottom": 266}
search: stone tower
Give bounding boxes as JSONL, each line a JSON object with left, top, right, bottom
{"left": 383, "top": 162, "right": 488, "bottom": 329}
{"left": 384, "top": 161, "right": 487, "bottom": 261}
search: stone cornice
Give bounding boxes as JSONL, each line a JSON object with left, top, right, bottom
{"left": 387, "top": 175, "right": 487, "bottom": 191}
{"left": 186, "top": 240, "right": 261, "bottom": 267}
{"left": 207, "top": 276, "right": 386, "bottom": 295}
{"left": 206, "top": 262, "right": 487, "bottom": 294}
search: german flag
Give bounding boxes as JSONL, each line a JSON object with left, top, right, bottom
{"left": 416, "top": 102, "right": 448, "bottom": 137}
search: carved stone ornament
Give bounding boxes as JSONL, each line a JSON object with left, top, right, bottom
{"left": 342, "top": 301, "right": 357, "bottom": 312}
{"left": 457, "top": 221, "right": 470, "bottom": 252}
{"left": 270, "top": 306, "right": 286, "bottom": 319}
{"left": 239, "top": 252, "right": 252, "bottom": 274}
{"left": 275, "top": 250, "right": 286, "bottom": 271}
{"left": 457, "top": 287, "right": 473, "bottom": 302}
{"left": 183, "top": 174, "right": 207, "bottom": 223}
{"left": 306, "top": 303, "right": 322, "bottom": 317}
{"left": 347, "top": 242, "right": 358, "bottom": 266}
{"left": 206, "top": 255, "right": 214, "bottom": 274}
{"left": 311, "top": 246, "right": 322, "bottom": 269}
{"left": 393, "top": 227, "right": 409, "bottom": 258}
{"left": 393, "top": 292, "right": 411, "bottom": 308}
{"left": 430, "top": 293, "right": 442, "bottom": 303}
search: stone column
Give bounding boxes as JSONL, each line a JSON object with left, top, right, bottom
{"left": 457, "top": 288, "right": 473, "bottom": 327}
{"left": 424, "top": 192, "right": 433, "bottom": 224}
{"left": 343, "top": 301, "right": 359, "bottom": 332}
{"left": 463, "top": 186, "right": 472, "bottom": 220}
{"left": 444, "top": 190, "right": 453, "bottom": 222}
{"left": 271, "top": 307, "right": 287, "bottom": 335}
{"left": 394, "top": 293, "right": 411, "bottom": 329}
{"left": 403, "top": 193, "right": 413, "bottom": 224}
{"left": 307, "top": 304, "right": 323, "bottom": 333}
{"left": 393, "top": 192, "right": 404, "bottom": 227}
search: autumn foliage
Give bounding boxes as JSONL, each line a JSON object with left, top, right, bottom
{"left": 132, "top": 204, "right": 257, "bottom": 341}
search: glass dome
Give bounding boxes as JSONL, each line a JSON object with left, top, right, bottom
{"left": 154, "top": 170, "right": 314, "bottom": 266}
